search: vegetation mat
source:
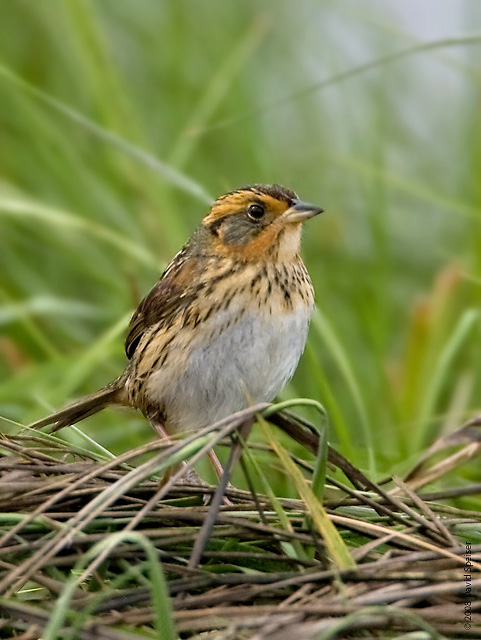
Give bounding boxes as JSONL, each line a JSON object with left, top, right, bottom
{"left": 0, "top": 408, "right": 480, "bottom": 639}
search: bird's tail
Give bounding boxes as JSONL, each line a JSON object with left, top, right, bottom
{"left": 29, "top": 381, "right": 126, "bottom": 433}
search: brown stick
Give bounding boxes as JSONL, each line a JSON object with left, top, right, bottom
{"left": 188, "top": 420, "right": 253, "bottom": 570}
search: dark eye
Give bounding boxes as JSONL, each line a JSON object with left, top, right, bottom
{"left": 247, "top": 203, "right": 265, "bottom": 221}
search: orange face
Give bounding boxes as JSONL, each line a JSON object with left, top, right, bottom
{"left": 202, "top": 184, "right": 322, "bottom": 261}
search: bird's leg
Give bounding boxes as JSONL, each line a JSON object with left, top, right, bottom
{"left": 207, "top": 448, "right": 234, "bottom": 506}
{"left": 148, "top": 412, "right": 232, "bottom": 503}
{"left": 149, "top": 410, "right": 225, "bottom": 480}
{"left": 207, "top": 448, "right": 225, "bottom": 481}
{"left": 148, "top": 412, "right": 228, "bottom": 491}
{"left": 148, "top": 413, "right": 171, "bottom": 442}
{"left": 148, "top": 412, "right": 200, "bottom": 485}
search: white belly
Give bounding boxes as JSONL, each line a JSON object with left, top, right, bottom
{"left": 145, "top": 306, "right": 312, "bottom": 432}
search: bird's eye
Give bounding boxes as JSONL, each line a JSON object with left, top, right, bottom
{"left": 247, "top": 203, "right": 265, "bottom": 221}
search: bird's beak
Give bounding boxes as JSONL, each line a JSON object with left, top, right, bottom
{"left": 282, "top": 200, "right": 324, "bottom": 223}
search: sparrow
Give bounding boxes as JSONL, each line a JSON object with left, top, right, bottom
{"left": 30, "top": 184, "right": 323, "bottom": 463}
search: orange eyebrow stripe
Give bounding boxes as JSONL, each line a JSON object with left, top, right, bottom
{"left": 203, "top": 192, "right": 289, "bottom": 225}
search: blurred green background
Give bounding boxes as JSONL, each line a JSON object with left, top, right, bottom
{"left": 1, "top": 1, "right": 480, "bottom": 487}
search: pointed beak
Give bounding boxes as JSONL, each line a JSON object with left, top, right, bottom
{"left": 282, "top": 200, "right": 324, "bottom": 223}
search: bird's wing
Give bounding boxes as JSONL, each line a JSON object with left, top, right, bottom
{"left": 125, "top": 248, "right": 196, "bottom": 359}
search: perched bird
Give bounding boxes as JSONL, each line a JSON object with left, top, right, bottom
{"left": 30, "top": 184, "right": 323, "bottom": 460}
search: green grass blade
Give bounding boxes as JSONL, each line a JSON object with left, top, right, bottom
{"left": 0, "top": 195, "right": 158, "bottom": 267}
{"left": 259, "top": 415, "right": 355, "bottom": 570}
{"left": 311, "top": 308, "right": 376, "bottom": 476}
{"left": 416, "top": 308, "right": 480, "bottom": 450}
{"left": 0, "top": 61, "right": 212, "bottom": 204}
{"left": 42, "top": 531, "right": 176, "bottom": 640}
{"left": 169, "top": 17, "right": 267, "bottom": 169}
{"left": 241, "top": 441, "right": 308, "bottom": 561}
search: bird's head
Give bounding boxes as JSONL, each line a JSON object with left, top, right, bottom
{"left": 201, "top": 184, "right": 323, "bottom": 262}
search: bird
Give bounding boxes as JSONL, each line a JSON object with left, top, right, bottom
{"left": 30, "top": 184, "right": 323, "bottom": 472}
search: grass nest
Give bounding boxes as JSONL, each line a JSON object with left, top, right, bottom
{"left": 0, "top": 407, "right": 480, "bottom": 639}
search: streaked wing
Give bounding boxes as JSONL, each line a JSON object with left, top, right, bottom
{"left": 125, "top": 248, "right": 194, "bottom": 359}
